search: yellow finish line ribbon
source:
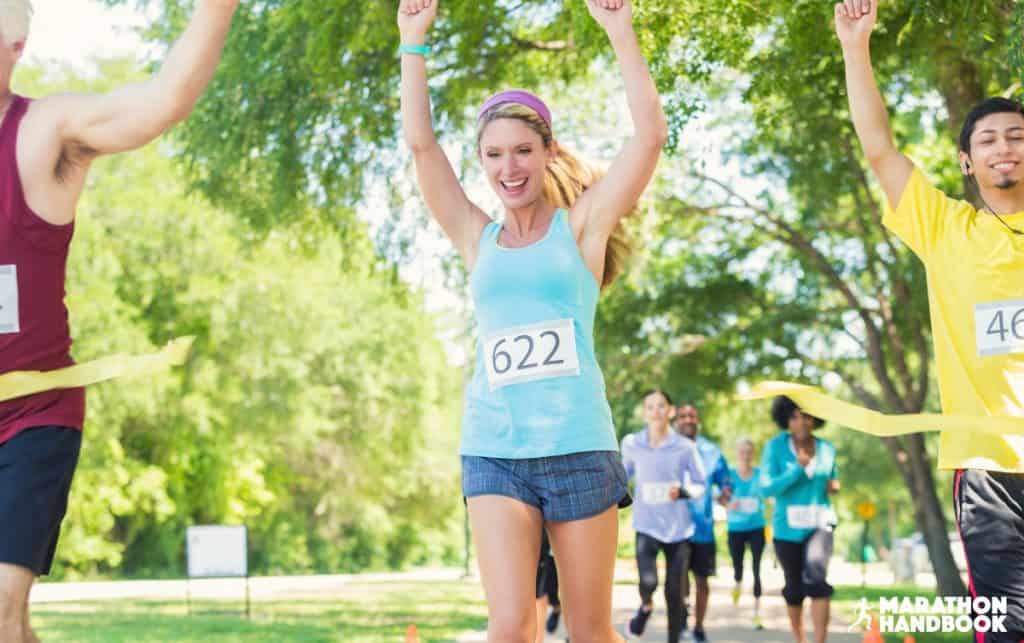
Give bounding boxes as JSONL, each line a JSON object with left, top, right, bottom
{"left": 0, "top": 336, "right": 195, "bottom": 403}
{"left": 738, "top": 381, "right": 1024, "bottom": 436}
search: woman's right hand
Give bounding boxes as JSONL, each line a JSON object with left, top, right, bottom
{"left": 835, "top": 0, "right": 877, "bottom": 49}
{"left": 398, "top": 0, "right": 437, "bottom": 45}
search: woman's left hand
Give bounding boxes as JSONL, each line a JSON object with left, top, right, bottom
{"left": 586, "top": 0, "right": 633, "bottom": 36}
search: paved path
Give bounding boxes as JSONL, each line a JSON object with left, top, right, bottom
{"left": 456, "top": 560, "right": 906, "bottom": 643}
{"left": 29, "top": 560, "right": 928, "bottom": 641}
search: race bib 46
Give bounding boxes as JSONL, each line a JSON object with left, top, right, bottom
{"left": 483, "top": 319, "right": 581, "bottom": 391}
{"left": 0, "top": 265, "right": 19, "bottom": 334}
{"left": 976, "top": 300, "right": 1024, "bottom": 357}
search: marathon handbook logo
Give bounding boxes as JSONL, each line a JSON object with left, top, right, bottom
{"left": 849, "top": 596, "right": 1009, "bottom": 634}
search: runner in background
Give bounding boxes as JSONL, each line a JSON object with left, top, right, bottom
{"left": 725, "top": 437, "right": 766, "bottom": 631}
{"left": 622, "top": 389, "right": 706, "bottom": 642}
{"left": 762, "top": 396, "right": 839, "bottom": 643}
{"left": 673, "top": 404, "right": 733, "bottom": 643}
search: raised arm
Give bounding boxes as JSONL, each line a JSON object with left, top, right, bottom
{"left": 398, "top": 0, "right": 489, "bottom": 268}
{"left": 48, "top": 0, "right": 239, "bottom": 157}
{"left": 572, "top": 0, "right": 668, "bottom": 244}
{"left": 836, "top": 0, "right": 913, "bottom": 208}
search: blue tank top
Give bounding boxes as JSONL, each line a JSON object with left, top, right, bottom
{"left": 460, "top": 209, "right": 618, "bottom": 458}
{"left": 726, "top": 466, "right": 766, "bottom": 532}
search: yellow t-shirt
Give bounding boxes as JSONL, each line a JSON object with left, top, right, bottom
{"left": 884, "top": 167, "right": 1024, "bottom": 472}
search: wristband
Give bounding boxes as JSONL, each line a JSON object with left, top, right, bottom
{"left": 399, "top": 44, "right": 430, "bottom": 56}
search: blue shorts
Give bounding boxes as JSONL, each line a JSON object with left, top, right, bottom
{"left": 0, "top": 426, "right": 82, "bottom": 575}
{"left": 462, "top": 450, "right": 631, "bottom": 523}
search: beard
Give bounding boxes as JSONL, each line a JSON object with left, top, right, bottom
{"left": 995, "top": 177, "right": 1020, "bottom": 190}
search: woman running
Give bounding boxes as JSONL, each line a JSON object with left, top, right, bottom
{"left": 762, "top": 396, "right": 840, "bottom": 643}
{"left": 621, "top": 389, "right": 706, "bottom": 643}
{"left": 397, "top": 0, "right": 667, "bottom": 640}
{"left": 725, "top": 437, "right": 767, "bottom": 631}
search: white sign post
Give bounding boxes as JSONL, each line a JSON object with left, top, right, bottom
{"left": 185, "top": 525, "right": 250, "bottom": 618}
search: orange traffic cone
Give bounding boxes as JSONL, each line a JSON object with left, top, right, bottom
{"left": 862, "top": 614, "right": 884, "bottom": 643}
{"left": 406, "top": 624, "right": 420, "bottom": 643}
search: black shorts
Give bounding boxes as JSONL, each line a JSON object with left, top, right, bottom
{"left": 955, "top": 469, "right": 1024, "bottom": 641}
{"left": 687, "top": 540, "right": 716, "bottom": 578}
{"left": 774, "top": 530, "right": 834, "bottom": 606}
{"left": 536, "top": 529, "right": 553, "bottom": 599}
{"left": 0, "top": 426, "right": 81, "bottom": 576}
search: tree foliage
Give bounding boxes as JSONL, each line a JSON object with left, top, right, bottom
{"left": 13, "top": 62, "right": 463, "bottom": 579}
{"left": 96, "top": 0, "right": 1023, "bottom": 592}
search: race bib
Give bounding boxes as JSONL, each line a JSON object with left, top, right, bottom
{"left": 483, "top": 319, "right": 580, "bottom": 391}
{"left": 976, "top": 300, "right": 1024, "bottom": 357}
{"left": 641, "top": 482, "right": 677, "bottom": 505}
{"left": 734, "top": 497, "right": 759, "bottom": 514}
{"left": 787, "top": 505, "right": 836, "bottom": 530}
{"left": 0, "top": 265, "right": 18, "bottom": 334}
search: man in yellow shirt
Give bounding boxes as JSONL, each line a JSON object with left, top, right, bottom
{"left": 837, "top": 0, "right": 1024, "bottom": 639}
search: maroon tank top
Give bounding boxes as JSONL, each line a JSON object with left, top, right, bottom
{"left": 0, "top": 95, "right": 85, "bottom": 443}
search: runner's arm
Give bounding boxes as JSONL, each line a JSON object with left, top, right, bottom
{"left": 573, "top": 0, "right": 667, "bottom": 244}
{"left": 47, "top": 0, "right": 239, "bottom": 157}
{"left": 399, "top": 0, "right": 488, "bottom": 266}
{"left": 836, "top": 0, "right": 913, "bottom": 208}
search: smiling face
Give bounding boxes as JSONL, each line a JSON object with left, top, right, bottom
{"left": 478, "top": 117, "right": 552, "bottom": 210}
{"left": 961, "top": 111, "right": 1024, "bottom": 193}
{"left": 643, "top": 390, "right": 673, "bottom": 430}
{"left": 787, "top": 408, "right": 816, "bottom": 442}
{"left": 476, "top": 103, "right": 554, "bottom": 212}
{"left": 674, "top": 404, "right": 700, "bottom": 439}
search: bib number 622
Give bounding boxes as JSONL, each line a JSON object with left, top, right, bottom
{"left": 483, "top": 319, "right": 581, "bottom": 391}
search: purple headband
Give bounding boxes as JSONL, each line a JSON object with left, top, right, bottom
{"left": 477, "top": 90, "right": 552, "bottom": 130}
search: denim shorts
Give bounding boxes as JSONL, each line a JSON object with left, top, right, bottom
{"left": 462, "top": 450, "right": 632, "bottom": 522}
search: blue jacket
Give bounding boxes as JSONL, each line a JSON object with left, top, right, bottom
{"left": 760, "top": 432, "right": 838, "bottom": 542}
{"left": 686, "top": 435, "right": 733, "bottom": 544}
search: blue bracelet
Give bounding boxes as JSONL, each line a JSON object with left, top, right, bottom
{"left": 399, "top": 44, "right": 430, "bottom": 56}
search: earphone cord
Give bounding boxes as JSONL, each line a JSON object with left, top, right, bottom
{"left": 969, "top": 173, "right": 1024, "bottom": 235}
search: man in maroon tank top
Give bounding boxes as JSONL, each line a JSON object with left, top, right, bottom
{"left": 0, "top": 2, "right": 239, "bottom": 640}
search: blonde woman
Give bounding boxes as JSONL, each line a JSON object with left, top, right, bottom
{"left": 398, "top": 0, "right": 666, "bottom": 639}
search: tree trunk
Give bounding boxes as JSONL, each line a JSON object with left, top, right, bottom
{"left": 904, "top": 434, "right": 966, "bottom": 595}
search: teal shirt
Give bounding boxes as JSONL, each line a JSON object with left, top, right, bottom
{"left": 760, "top": 433, "right": 838, "bottom": 543}
{"left": 460, "top": 210, "right": 618, "bottom": 458}
{"left": 726, "top": 466, "right": 766, "bottom": 532}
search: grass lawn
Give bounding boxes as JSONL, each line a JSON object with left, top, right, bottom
{"left": 834, "top": 585, "right": 973, "bottom": 643}
{"left": 32, "top": 580, "right": 488, "bottom": 643}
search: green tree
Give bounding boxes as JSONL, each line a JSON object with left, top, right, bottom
{"left": 103, "top": 0, "right": 1024, "bottom": 594}
{"left": 12, "top": 60, "right": 463, "bottom": 579}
